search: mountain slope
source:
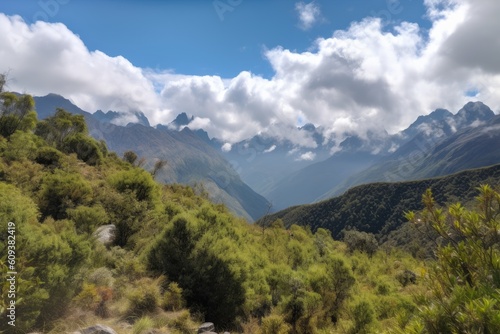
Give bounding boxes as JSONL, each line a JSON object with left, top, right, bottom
{"left": 261, "top": 163, "right": 500, "bottom": 240}
{"left": 319, "top": 102, "right": 498, "bottom": 199}
{"left": 413, "top": 115, "right": 500, "bottom": 177}
{"left": 262, "top": 151, "right": 377, "bottom": 211}
{"left": 33, "top": 94, "right": 270, "bottom": 221}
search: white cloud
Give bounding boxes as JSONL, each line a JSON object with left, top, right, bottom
{"left": 295, "top": 2, "right": 321, "bottom": 30}
{"left": 1, "top": 0, "right": 500, "bottom": 147}
{"left": 221, "top": 143, "right": 232, "bottom": 152}
{"left": 264, "top": 145, "right": 277, "bottom": 153}
{"left": 111, "top": 113, "right": 141, "bottom": 127}
{"left": 0, "top": 14, "right": 168, "bottom": 121}
{"left": 186, "top": 117, "right": 211, "bottom": 130}
{"left": 296, "top": 151, "right": 316, "bottom": 161}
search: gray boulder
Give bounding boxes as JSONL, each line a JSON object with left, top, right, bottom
{"left": 93, "top": 224, "right": 116, "bottom": 246}
{"left": 77, "top": 324, "right": 117, "bottom": 334}
{"left": 198, "top": 322, "right": 215, "bottom": 333}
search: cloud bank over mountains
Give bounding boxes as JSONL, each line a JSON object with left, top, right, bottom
{"left": 1, "top": 0, "right": 499, "bottom": 146}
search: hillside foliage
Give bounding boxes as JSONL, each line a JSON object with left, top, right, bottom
{"left": 263, "top": 164, "right": 500, "bottom": 247}
{"left": 1, "top": 83, "right": 500, "bottom": 333}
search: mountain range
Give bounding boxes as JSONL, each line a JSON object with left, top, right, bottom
{"left": 32, "top": 93, "right": 500, "bottom": 221}
{"left": 320, "top": 102, "right": 498, "bottom": 200}
{"left": 32, "top": 94, "right": 270, "bottom": 222}
{"left": 218, "top": 101, "right": 498, "bottom": 211}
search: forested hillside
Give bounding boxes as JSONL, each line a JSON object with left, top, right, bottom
{"left": 2, "top": 83, "right": 500, "bottom": 333}
{"left": 263, "top": 164, "right": 500, "bottom": 244}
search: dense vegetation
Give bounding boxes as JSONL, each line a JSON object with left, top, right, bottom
{"left": 263, "top": 164, "right": 500, "bottom": 244}
{"left": 1, "top": 81, "right": 500, "bottom": 333}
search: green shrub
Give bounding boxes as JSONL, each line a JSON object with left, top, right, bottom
{"left": 395, "top": 269, "right": 417, "bottom": 287}
{"left": 349, "top": 300, "right": 374, "bottom": 334}
{"left": 109, "top": 168, "right": 158, "bottom": 203}
{"left": 35, "top": 108, "right": 87, "bottom": 148}
{"left": 100, "top": 190, "right": 148, "bottom": 247}
{"left": 87, "top": 267, "right": 115, "bottom": 287}
{"left": 376, "top": 279, "right": 392, "bottom": 295}
{"left": 63, "top": 133, "right": 103, "bottom": 165}
{"left": 132, "top": 316, "right": 155, "bottom": 334}
{"left": 67, "top": 205, "right": 109, "bottom": 234}
{"left": 404, "top": 186, "right": 500, "bottom": 333}
{"left": 2, "top": 130, "right": 40, "bottom": 161}
{"left": 126, "top": 277, "right": 162, "bottom": 317}
{"left": 162, "top": 282, "right": 185, "bottom": 311}
{"left": 35, "top": 146, "right": 63, "bottom": 167}
{"left": 167, "top": 310, "right": 192, "bottom": 334}
{"left": 260, "top": 314, "right": 291, "bottom": 334}
{"left": 164, "top": 201, "right": 182, "bottom": 220}
{"left": 38, "top": 170, "right": 92, "bottom": 220}
{"left": 0, "top": 184, "right": 91, "bottom": 332}
{"left": 73, "top": 283, "right": 100, "bottom": 310}
{"left": 148, "top": 213, "right": 247, "bottom": 327}
{"left": 0, "top": 182, "right": 39, "bottom": 225}
{"left": 123, "top": 150, "right": 138, "bottom": 165}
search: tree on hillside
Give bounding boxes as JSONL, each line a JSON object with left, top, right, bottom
{"left": 343, "top": 230, "right": 378, "bottom": 256}
{"left": 63, "top": 133, "right": 104, "bottom": 165}
{"left": 35, "top": 108, "right": 105, "bottom": 165}
{"left": 151, "top": 159, "right": 167, "bottom": 179}
{"left": 403, "top": 185, "right": 500, "bottom": 333}
{"left": 148, "top": 213, "right": 247, "bottom": 327}
{"left": 123, "top": 150, "right": 138, "bottom": 165}
{"left": 0, "top": 74, "right": 37, "bottom": 138}
{"left": 35, "top": 108, "right": 87, "bottom": 148}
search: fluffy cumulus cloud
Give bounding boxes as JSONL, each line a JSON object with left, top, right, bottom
{"left": 1, "top": 0, "right": 500, "bottom": 146}
{"left": 295, "top": 2, "right": 321, "bottom": 30}
{"left": 0, "top": 14, "right": 167, "bottom": 120}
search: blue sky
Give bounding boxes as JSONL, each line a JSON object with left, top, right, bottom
{"left": 0, "top": 0, "right": 429, "bottom": 77}
{"left": 0, "top": 0, "right": 499, "bottom": 148}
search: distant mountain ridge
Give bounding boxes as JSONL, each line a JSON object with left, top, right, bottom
{"left": 320, "top": 101, "right": 497, "bottom": 199}
{"left": 32, "top": 94, "right": 270, "bottom": 221}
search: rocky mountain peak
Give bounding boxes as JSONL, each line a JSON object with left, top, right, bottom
{"left": 171, "top": 112, "right": 194, "bottom": 128}
{"left": 93, "top": 109, "right": 150, "bottom": 127}
{"left": 455, "top": 101, "right": 495, "bottom": 125}
{"left": 408, "top": 108, "right": 452, "bottom": 130}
